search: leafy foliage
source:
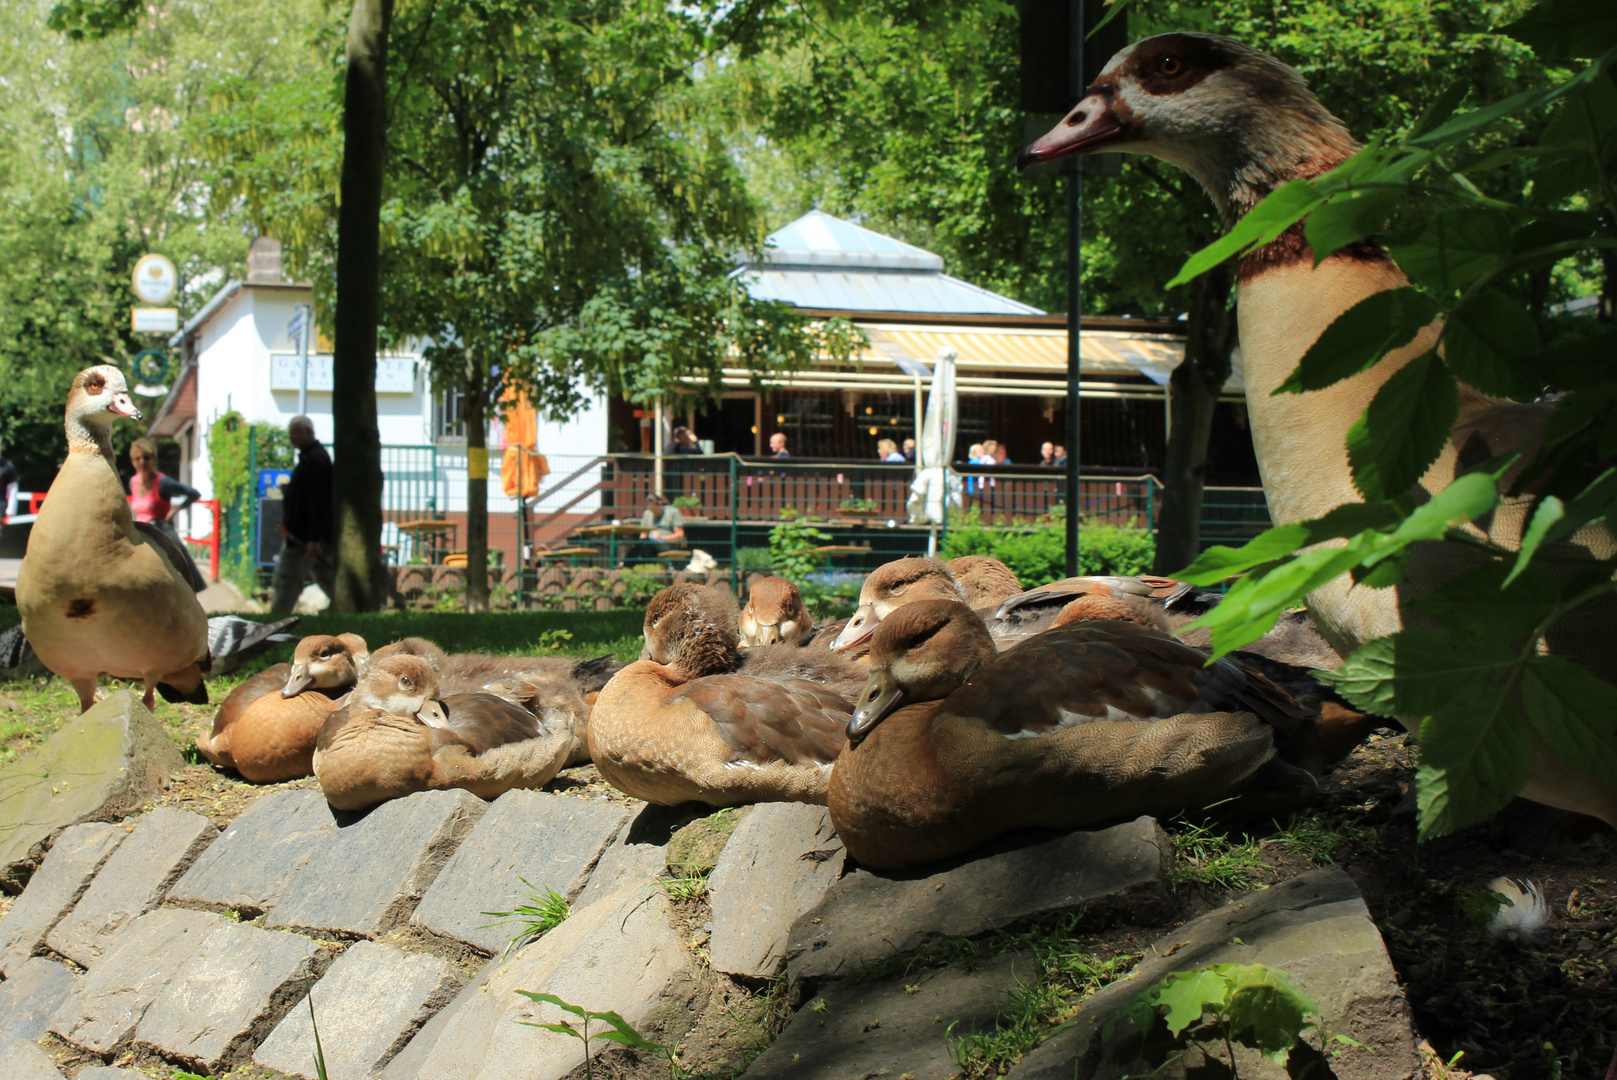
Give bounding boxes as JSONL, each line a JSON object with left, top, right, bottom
{"left": 767, "top": 508, "right": 832, "bottom": 585}
{"left": 1104, "top": 963, "right": 1329, "bottom": 1077}
{"left": 942, "top": 515, "right": 1156, "bottom": 586}
{"left": 1169, "top": 0, "right": 1617, "bottom": 839}
{"left": 515, "top": 991, "right": 675, "bottom": 1080}
{"left": 480, "top": 879, "right": 573, "bottom": 952}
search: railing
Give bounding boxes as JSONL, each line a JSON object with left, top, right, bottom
{"left": 185, "top": 499, "right": 222, "bottom": 582}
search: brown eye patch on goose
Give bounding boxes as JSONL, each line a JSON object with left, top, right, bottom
{"left": 1126, "top": 34, "right": 1234, "bottom": 95}
{"left": 82, "top": 372, "right": 106, "bottom": 393}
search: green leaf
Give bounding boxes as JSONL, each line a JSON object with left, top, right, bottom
{"left": 1175, "top": 503, "right": 1401, "bottom": 584}
{"left": 1346, "top": 352, "right": 1460, "bottom": 500}
{"left": 1153, "top": 968, "right": 1231, "bottom": 1036}
{"left": 1504, "top": 0, "right": 1617, "bottom": 62}
{"left": 1388, "top": 209, "right": 1512, "bottom": 291}
{"left": 1409, "top": 83, "right": 1472, "bottom": 139}
{"left": 1224, "top": 968, "right": 1317, "bottom": 1060}
{"left": 1187, "top": 542, "right": 1371, "bottom": 658}
{"left": 1319, "top": 628, "right": 1516, "bottom": 717}
{"left": 515, "top": 991, "right": 590, "bottom": 1018}
{"left": 1382, "top": 471, "right": 1501, "bottom": 548}
{"left": 1407, "top": 561, "right": 1559, "bottom": 639}
{"left": 1405, "top": 89, "right": 1541, "bottom": 149}
{"left": 1086, "top": 0, "right": 1130, "bottom": 38}
{"left": 1275, "top": 288, "right": 1439, "bottom": 395}
{"left": 1304, "top": 188, "right": 1403, "bottom": 265}
{"left": 1416, "top": 690, "right": 1532, "bottom": 839}
{"left": 1522, "top": 656, "right": 1617, "bottom": 787}
{"left": 1506, "top": 496, "right": 1566, "bottom": 585}
{"left": 1167, "top": 180, "right": 1326, "bottom": 288}
{"left": 1441, "top": 292, "right": 1540, "bottom": 400}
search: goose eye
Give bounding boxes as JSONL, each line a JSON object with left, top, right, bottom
{"left": 399, "top": 677, "right": 413, "bottom": 691}
{"left": 889, "top": 584, "right": 908, "bottom": 596}
{"left": 1158, "top": 56, "right": 1183, "bottom": 76}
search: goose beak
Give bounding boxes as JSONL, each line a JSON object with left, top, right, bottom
{"left": 108, "top": 391, "right": 143, "bottom": 420}
{"left": 833, "top": 605, "right": 878, "bottom": 653}
{"left": 638, "top": 641, "right": 653, "bottom": 662}
{"left": 847, "top": 667, "right": 906, "bottom": 744}
{"left": 282, "top": 664, "right": 313, "bottom": 697}
{"left": 416, "top": 700, "right": 450, "bottom": 729}
{"left": 1017, "top": 89, "right": 1126, "bottom": 169}
{"left": 757, "top": 623, "right": 781, "bottom": 647}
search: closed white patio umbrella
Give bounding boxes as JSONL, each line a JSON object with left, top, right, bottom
{"left": 907, "top": 348, "right": 962, "bottom": 540}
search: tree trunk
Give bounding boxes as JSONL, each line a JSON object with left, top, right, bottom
{"left": 1152, "top": 262, "right": 1237, "bottom": 576}
{"left": 330, "top": 0, "right": 393, "bottom": 612}
{"left": 464, "top": 360, "right": 490, "bottom": 613}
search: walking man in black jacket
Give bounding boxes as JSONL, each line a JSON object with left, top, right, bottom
{"left": 270, "top": 415, "right": 335, "bottom": 612}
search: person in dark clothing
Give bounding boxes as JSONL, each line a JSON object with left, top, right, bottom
{"left": 271, "top": 415, "right": 335, "bottom": 611}
{"left": 664, "top": 426, "right": 701, "bottom": 454}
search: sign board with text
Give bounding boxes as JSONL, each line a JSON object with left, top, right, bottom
{"left": 270, "top": 354, "right": 417, "bottom": 395}
{"left": 131, "top": 308, "right": 179, "bottom": 334}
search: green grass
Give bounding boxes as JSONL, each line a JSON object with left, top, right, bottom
{"left": 480, "top": 878, "right": 573, "bottom": 953}
{"left": 663, "top": 865, "right": 712, "bottom": 901}
{"left": 1167, "top": 819, "right": 1266, "bottom": 890}
{"left": 1271, "top": 811, "right": 1384, "bottom": 865}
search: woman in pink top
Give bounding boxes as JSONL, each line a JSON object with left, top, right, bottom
{"left": 128, "top": 437, "right": 204, "bottom": 586}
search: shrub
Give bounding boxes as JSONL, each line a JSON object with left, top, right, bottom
{"left": 943, "top": 513, "right": 1155, "bottom": 586}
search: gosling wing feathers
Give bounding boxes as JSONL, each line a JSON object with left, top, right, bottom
{"left": 438, "top": 692, "right": 543, "bottom": 752}
{"left": 673, "top": 675, "right": 851, "bottom": 766}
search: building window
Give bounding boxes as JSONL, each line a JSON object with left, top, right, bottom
{"left": 433, "top": 386, "right": 466, "bottom": 443}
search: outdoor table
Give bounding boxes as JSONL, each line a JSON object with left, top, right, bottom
{"left": 397, "top": 519, "right": 457, "bottom": 565}
{"left": 540, "top": 546, "right": 598, "bottom": 567}
{"left": 814, "top": 543, "right": 873, "bottom": 573}
{"left": 574, "top": 522, "right": 654, "bottom": 566}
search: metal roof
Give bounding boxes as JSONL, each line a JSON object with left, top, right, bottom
{"left": 736, "top": 211, "right": 1045, "bottom": 317}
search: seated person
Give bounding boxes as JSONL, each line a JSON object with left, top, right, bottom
{"left": 626, "top": 492, "right": 685, "bottom": 564}
{"left": 665, "top": 425, "right": 702, "bottom": 454}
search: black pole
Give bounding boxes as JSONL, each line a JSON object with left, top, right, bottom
{"left": 1063, "top": 0, "right": 1084, "bottom": 577}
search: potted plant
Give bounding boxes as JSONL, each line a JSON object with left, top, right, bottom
{"left": 671, "top": 493, "right": 705, "bottom": 521}
{"left": 837, "top": 497, "right": 883, "bottom": 518}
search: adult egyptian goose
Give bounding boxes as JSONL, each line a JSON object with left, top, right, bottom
{"left": 588, "top": 583, "right": 854, "bottom": 806}
{"left": 828, "top": 600, "right": 1325, "bottom": 869}
{"left": 15, "top": 365, "right": 209, "bottom": 712}
{"left": 313, "top": 655, "right": 570, "bottom": 811}
{"left": 195, "top": 633, "right": 367, "bottom": 783}
{"left": 1019, "top": 32, "right": 1617, "bottom": 826}
{"left": 739, "top": 576, "right": 814, "bottom": 647}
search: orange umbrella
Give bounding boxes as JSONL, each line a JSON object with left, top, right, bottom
{"left": 499, "top": 385, "right": 548, "bottom": 497}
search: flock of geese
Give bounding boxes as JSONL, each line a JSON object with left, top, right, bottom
{"left": 15, "top": 31, "right": 1617, "bottom": 869}
{"left": 192, "top": 556, "right": 1390, "bottom": 870}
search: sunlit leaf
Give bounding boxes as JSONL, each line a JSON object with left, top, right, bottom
{"left": 1166, "top": 180, "right": 1325, "bottom": 288}
{"left": 1320, "top": 628, "right": 1516, "bottom": 716}
{"left": 1405, "top": 89, "right": 1541, "bottom": 149}
{"left": 1304, "top": 188, "right": 1403, "bottom": 265}
{"left": 1521, "top": 656, "right": 1617, "bottom": 787}
{"left": 1382, "top": 471, "right": 1501, "bottom": 547}
{"left": 1274, "top": 288, "right": 1438, "bottom": 395}
{"left": 1506, "top": 497, "right": 1566, "bottom": 586}
{"left": 1346, "top": 352, "right": 1459, "bottom": 500}
{"left": 1408, "top": 83, "right": 1471, "bottom": 139}
{"left": 1176, "top": 503, "right": 1401, "bottom": 584}
{"left": 1187, "top": 542, "right": 1371, "bottom": 658}
{"left": 1225, "top": 970, "right": 1317, "bottom": 1060}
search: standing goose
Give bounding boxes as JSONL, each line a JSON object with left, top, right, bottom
{"left": 1019, "top": 32, "right": 1617, "bottom": 825}
{"left": 16, "top": 366, "right": 209, "bottom": 712}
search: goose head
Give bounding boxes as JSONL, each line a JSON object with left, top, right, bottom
{"left": 947, "top": 556, "right": 1022, "bottom": 610}
{"left": 1017, "top": 32, "right": 1356, "bottom": 225}
{"left": 351, "top": 654, "right": 449, "bottom": 728}
{"left": 1050, "top": 593, "right": 1173, "bottom": 632}
{"left": 739, "top": 576, "right": 812, "bottom": 647}
{"left": 832, "top": 557, "right": 965, "bottom": 654}
{"left": 847, "top": 599, "right": 996, "bottom": 744}
{"left": 641, "top": 582, "right": 740, "bottom": 680}
{"left": 282, "top": 633, "right": 369, "bottom": 696}
{"left": 66, "top": 365, "right": 142, "bottom": 455}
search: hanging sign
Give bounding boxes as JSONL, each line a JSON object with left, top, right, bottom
{"left": 131, "top": 348, "right": 171, "bottom": 397}
{"left": 132, "top": 254, "right": 178, "bottom": 305}
{"left": 131, "top": 308, "right": 179, "bottom": 333}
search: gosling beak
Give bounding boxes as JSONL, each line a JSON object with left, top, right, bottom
{"left": 832, "top": 604, "right": 879, "bottom": 653}
{"left": 1016, "top": 88, "right": 1127, "bottom": 170}
{"left": 416, "top": 700, "right": 450, "bottom": 729}
{"left": 108, "top": 391, "right": 144, "bottom": 420}
{"left": 638, "top": 641, "right": 653, "bottom": 662}
{"left": 847, "top": 666, "right": 906, "bottom": 744}
{"left": 282, "top": 664, "right": 313, "bottom": 697}
{"left": 757, "top": 623, "right": 781, "bottom": 647}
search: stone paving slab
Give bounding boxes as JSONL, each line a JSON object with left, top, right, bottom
{"left": 48, "top": 809, "right": 217, "bottom": 967}
{"left": 0, "top": 1037, "right": 65, "bottom": 1080}
{"left": 708, "top": 803, "right": 844, "bottom": 978}
{"left": 1005, "top": 868, "right": 1420, "bottom": 1080}
{"left": 77, "top": 1069, "right": 153, "bottom": 1079}
{"left": 0, "top": 822, "right": 125, "bottom": 976}
{"left": 381, "top": 884, "right": 697, "bottom": 1080}
{"left": 0, "top": 692, "right": 184, "bottom": 881}
{"left": 49, "top": 908, "right": 225, "bottom": 1056}
{"left": 410, "top": 790, "right": 630, "bottom": 954}
{"left": 572, "top": 802, "right": 684, "bottom": 912}
{"left": 134, "top": 919, "right": 327, "bottom": 1075}
{"left": 255, "top": 940, "right": 460, "bottom": 1080}
{"left": 786, "top": 817, "right": 1173, "bottom": 1004}
{"left": 0, "top": 958, "right": 78, "bottom": 1044}
{"left": 169, "top": 789, "right": 338, "bottom": 916}
{"left": 264, "top": 789, "right": 486, "bottom": 938}
{"left": 742, "top": 951, "right": 1032, "bottom": 1080}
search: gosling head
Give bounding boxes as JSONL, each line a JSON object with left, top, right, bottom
{"left": 351, "top": 654, "right": 449, "bottom": 728}
{"left": 282, "top": 633, "right": 369, "bottom": 696}
{"left": 846, "top": 599, "right": 996, "bottom": 744}
{"left": 739, "top": 576, "right": 813, "bottom": 648}
{"left": 641, "top": 583, "right": 740, "bottom": 679}
{"left": 832, "top": 557, "right": 965, "bottom": 654}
